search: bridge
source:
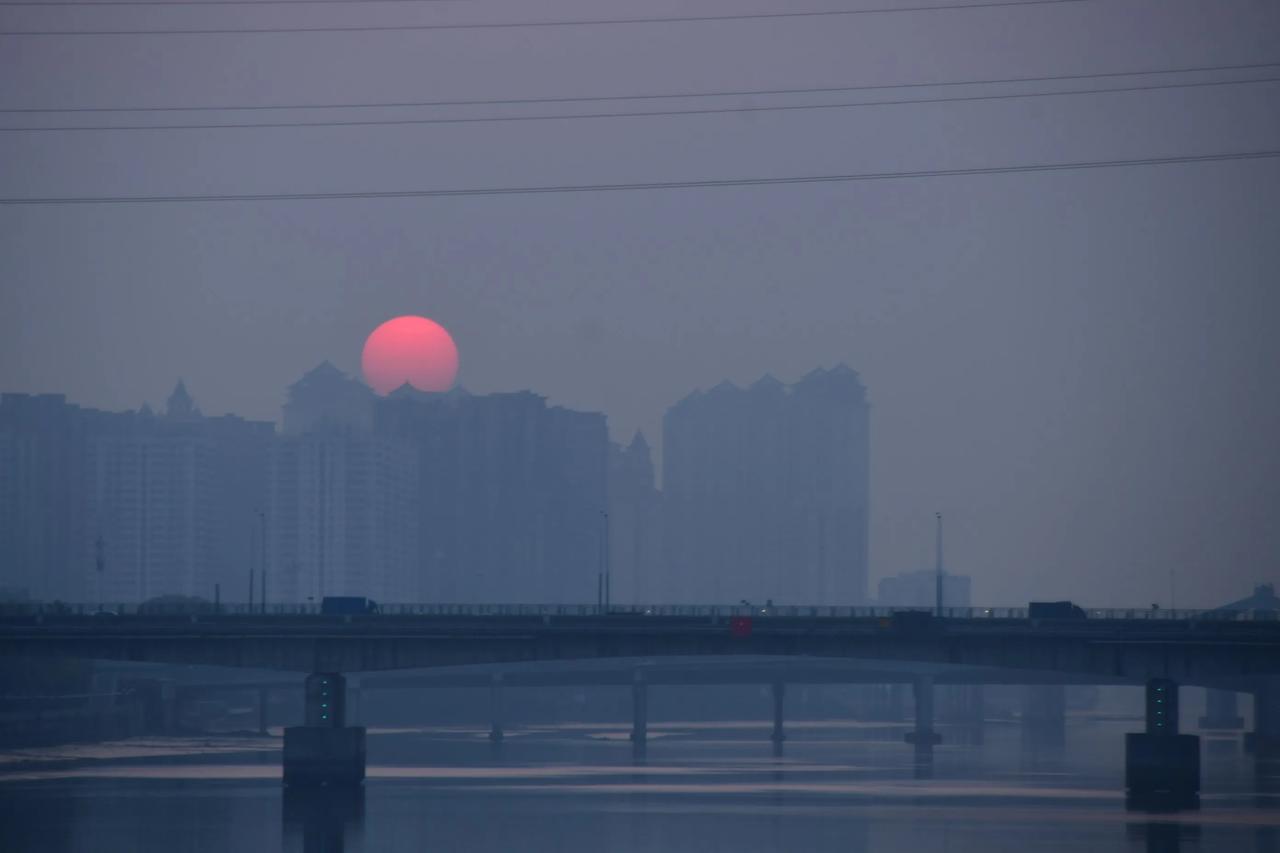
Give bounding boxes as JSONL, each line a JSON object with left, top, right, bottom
{"left": 4, "top": 603, "right": 1279, "bottom": 799}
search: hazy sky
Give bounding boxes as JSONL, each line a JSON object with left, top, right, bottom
{"left": 2, "top": 0, "right": 1278, "bottom": 607}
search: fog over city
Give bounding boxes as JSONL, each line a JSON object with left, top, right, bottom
{"left": 3, "top": 1, "right": 1278, "bottom": 608}
{"left": 1, "top": 0, "right": 1278, "bottom": 850}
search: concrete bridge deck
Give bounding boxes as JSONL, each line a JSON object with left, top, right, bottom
{"left": 4, "top": 610, "right": 1279, "bottom": 689}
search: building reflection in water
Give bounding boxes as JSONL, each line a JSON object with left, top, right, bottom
{"left": 283, "top": 786, "right": 365, "bottom": 853}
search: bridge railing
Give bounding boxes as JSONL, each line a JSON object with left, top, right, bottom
{"left": 0, "top": 601, "right": 1273, "bottom": 621}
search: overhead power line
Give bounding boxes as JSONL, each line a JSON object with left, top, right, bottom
{"left": 0, "top": 0, "right": 1091, "bottom": 36}
{"left": 4, "top": 60, "right": 1275, "bottom": 115}
{"left": 2, "top": 150, "right": 1275, "bottom": 205}
{"left": 4, "top": 76, "right": 1276, "bottom": 132}
{"left": 2, "top": 0, "right": 465, "bottom": 4}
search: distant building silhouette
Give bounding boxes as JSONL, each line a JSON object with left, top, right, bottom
{"left": 88, "top": 382, "right": 273, "bottom": 602}
{"left": 877, "top": 569, "right": 972, "bottom": 609}
{"left": 258, "top": 364, "right": 611, "bottom": 604}
{"left": 662, "top": 365, "right": 871, "bottom": 604}
{"left": 0, "top": 393, "right": 99, "bottom": 600}
{"left": 608, "top": 432, "right": 662, "bottom": 604}
{"left": 0, "top": 384, "right": 272, "bottom": 603}
{"left": 375, "top": 380, "right": 608, "bottom": 603}
{"left": 282, "top": 361, "right": 375, "bottom": 434}
{"left": 1214, "top": 583, "right": 1279, "bottom": 615}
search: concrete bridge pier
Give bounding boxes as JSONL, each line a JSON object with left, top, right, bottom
{"left": 489, "top": 673, "right": 505, "bottom": 743}
{"left": 770, "top": 682, "right": 785, "bottom": 744}
{"left": 1199, "top": 689, "right": 1244, "bottom": 731}
{"left": 904, "top": 676, "right": 941, "bottom": 748}
{"left": 1125, "top": 678, "right": 1199, "bottom": 808}
{"left": 283, "top": 673, "right": 366, "bottom": 787}
{"left": 630, "top": 671, "right": 648, "bottom": 746}
{"left": 1245, "top": 678, "right": 1280, "bottom": 760}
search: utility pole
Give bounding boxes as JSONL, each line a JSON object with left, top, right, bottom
{"left": 603, "top": 510, "right": 611, "bottom": 610}
{"left": 934, "top": 512, "right": 944, "bottom": 617}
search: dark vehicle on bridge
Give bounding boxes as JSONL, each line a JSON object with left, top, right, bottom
{"left": 1028, "top": 601, "right": 1087, "bottom": 620}
{"left": 889, "top": 610, "right": 936, "bottom": 633}
{"left": 320, "top": 597, "right": 379, "bottom": 616}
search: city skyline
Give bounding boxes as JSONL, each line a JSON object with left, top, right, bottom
{"left": 1, "top": 360, "right": 881, "bottom": 606}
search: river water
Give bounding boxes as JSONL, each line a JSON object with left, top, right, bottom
{"left": 1, "top": 718, "right": 1276, "bottom": 852}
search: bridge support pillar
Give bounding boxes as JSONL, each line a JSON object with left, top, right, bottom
{"left": 489, "top": 674, "right": 505, "bottom": 743}
{"left": 1199, "top": 689, "right": 1244, "bottom": 731}
{"left": 1022, "top": 685, "right": 1066, "bottom": 748}
{"left": 904, "top": 676, "right": 941, "bottom": 747}
{"left": 1126, "top": 678, "right": 1199, "bottom": 807}
{"left": 771, "top": 682, "right": 785, "bottom": 744}
{"left": 1245, "top": 678, "right": 1280, "bottom": 760}
{"left": 630, "top": 671, "right": 648, "bottom": 746}
{"left": 283, "top": 673, "right": 366, "bottom": 787}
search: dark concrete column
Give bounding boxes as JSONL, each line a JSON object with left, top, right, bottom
{"left": 1125, "top": 678, "right": 1199, "bottom": 807}
{"left": 1199, "top": 689, "right": 1244, "bottom": 731}
{"left": 283, "top": 784, "right": 364, "bottom": 853}
{"left": 283, "top": 673, "right": 366, "bottom": 787}
{"left": 1246, "top": 678, "right": 1280, "bottom": 759}
{"left": 904, "top": 676, "right": 941, "bottom": 747}
{"left": 630, "top": 671, "right": 648, "bottom": 745}
{"left": 489, "top": 673, "right": 505, "bottom": 743}
{"left": 770, "top": 682, "right": 785, "bottom": 744}
{"left": 1022, "top": 685, "right": 1066, "bottom": 748}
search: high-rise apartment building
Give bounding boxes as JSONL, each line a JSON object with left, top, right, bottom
{"left": 375, "top": 385, "right": 609, "bottom": 603}
{"left": 0, "top": 393, "right": 99, "bottom": 601}
{"left": 269, "top": 364, "right": 610, "bottom": 604}
{"left": 87, "top": 382, "right": 273, "bottom": 603}
{"left": 608, "top": 432, "right": 662, "bottom": 604}
{"left": 662, "top": 365, "right": 870, "bottom": 605}
{"left": 0, "top": 384, "right": 272, "bottom": 604}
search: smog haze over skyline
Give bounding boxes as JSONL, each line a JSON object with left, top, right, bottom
{"left": 3, "top": 0, "right": 1279, "bottom": 609}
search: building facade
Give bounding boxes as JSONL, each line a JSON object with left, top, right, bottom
{"left": 0, "top": 384, "right": 272, "bottom": 604}
{"left": 662, "top": 366, "right": 870, "bottom": 605}
{"left": 607, "top": 432, "right": 663, "bottom": 604}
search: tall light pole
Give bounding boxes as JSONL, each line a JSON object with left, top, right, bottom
{"left": 934, "top": 512, "right": 944, "bottom": 617}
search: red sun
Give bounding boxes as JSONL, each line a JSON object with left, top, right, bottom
{"left": 361, "top": 315, "right": 459, "bottom": 395}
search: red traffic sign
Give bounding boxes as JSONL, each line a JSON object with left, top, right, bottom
{"left": 729, "top": 616, "right": 753, "bottom": 638}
